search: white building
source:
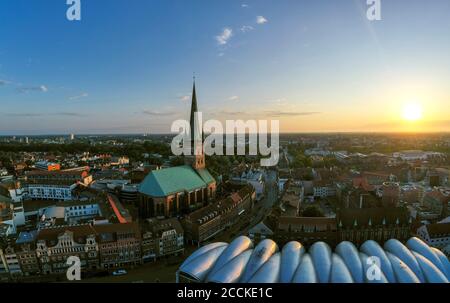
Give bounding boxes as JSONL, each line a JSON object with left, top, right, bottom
{"left": 305, "top": 148, "right": 332, "bottom": 157}
{"left": 26, "top": 183, "right": 77, "bottom": 201}
{"left": 313, "top": 181, "right": 336, "bottom": 198}
{"left": 12, "top": 203, "right": 26, "bottom": 227}
{"left": 417, "top": 222, "right": 450, "bottom": 249}
{"left": 64, "top": 202, "right": 101, "bottom": 222}
{"left": 8, "top": 187, "right": 26, "bottom": 203}
{"left": 232, "top": 170, "right": 265, "bottom": 201}
{"left": 24, "top": 168, "right": 92, "bottom": 201}
{"left": 393, "top": 150, "right": 445, "bottom": 161}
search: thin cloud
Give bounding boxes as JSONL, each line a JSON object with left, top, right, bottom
{"left": 264, "top": 111, "right": 321, "bottom": 117}
{"left": 216, "top": 28, "right": 233, "bottom": 45}
{"left": 54, "top": 112, "right": 85, "bottom": 117}
{"left": 69, "top": 92, "right": 89, "bottom": 100}
{"left": 8, "top": 113, "right": 45, "bottom": 117}
{"left": 179, "top": 95, "right": 191, "bottom": 102}
{"left": 273, "top": 98, "right": 288, "bottom": 105}
{"left": 17, "top": 85, "right": 48, "bottom": 93}
{"left": 0, "top": 79, "right": 11, "bottom": 86}
{"left": 5, "top": 112, "right": 86, "bottom": 117}
{"left": 143, "top": 110, "right": 176, "bottom": 116}
{"left": 241, "top": 4, "right": 249, "bottom": 8}
{"left": 240, "top": 25, "right": 254, "bottom": 33}
{"left": 256, "top": 16, "right": 268, "bottom": 24}
{"left": 214, "top": 110, "right": 248, "bottom": 116}
{"left": 229, "top": 96, "right": 240, "bottom": 101}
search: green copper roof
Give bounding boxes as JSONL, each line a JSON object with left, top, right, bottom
{"left": 139, "top": 165, "right": 211, "bottom": 197}
{"left": 196, "top": 168, "right": 215, "bottom": 185}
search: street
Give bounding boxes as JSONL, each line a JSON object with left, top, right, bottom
{"left": 240, "top": 169, "right": 279, "bottom": 233}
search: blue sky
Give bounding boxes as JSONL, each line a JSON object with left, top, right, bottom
{"left": 1, "top": 0, "right": 450, "bottom": 135}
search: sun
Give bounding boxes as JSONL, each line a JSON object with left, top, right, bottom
{"left": 402, "top": 103, "right": 423, "bottom": 121}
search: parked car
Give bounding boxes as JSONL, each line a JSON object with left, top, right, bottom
{"left": 112, "top": 269, "right": 127, "bottom": 276}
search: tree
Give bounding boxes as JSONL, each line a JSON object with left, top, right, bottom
{"left": 302, "top": 205, "right": 324, "bottom": 217}
{"left": 170, "top": 156, "right": 184, "bottom": 167}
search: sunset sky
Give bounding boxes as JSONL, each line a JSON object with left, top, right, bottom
{"left": 1, "top": 0, "right": 450, "bottom": 135}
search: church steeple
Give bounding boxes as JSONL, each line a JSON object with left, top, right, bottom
{"left": 186, "top": 77, "right": 205, "bottom": 170}
{"left": 190, "top": 79, "right": 198, "bottom": 142}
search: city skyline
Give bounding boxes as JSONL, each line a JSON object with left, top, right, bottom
{"left": 1, "top": 0, "right": 450, "bottom": 135}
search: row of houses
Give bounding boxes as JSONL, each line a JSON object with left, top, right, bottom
{"left": 181, "top": 185, "right": 256, "bottom": 244}
{"left": 0, "top": 220, "right": 185, "bottom": 279}
{"left": 257, "top": 206, "right": 413, "bottom": 248}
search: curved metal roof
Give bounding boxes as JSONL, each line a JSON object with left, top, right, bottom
{"left": 280, "top": 241, "right": 305, "bottom": 283}
{"left": 360, "top": 240, "right": 396, "bottom": 283}
{"left": 206, "top": 236, "right": 253, "bottom": 280}
{"left": 335, "top": 241, "right": 364, "bottom": 283}
{"left": 177, "top": 236, "right": 450, "bottom": 283}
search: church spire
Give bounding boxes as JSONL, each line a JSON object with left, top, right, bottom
{"left": 189, "top": 77, "right": 201, "bottom": 143}
{"left": 190, "top": 78, "right": 198, "bottom": 138}
{"left": 185, "top": 76, "right": 205, "bottom": 170}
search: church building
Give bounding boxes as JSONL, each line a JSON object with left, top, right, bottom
{"left": 138, "top": 81, "right": 216, "bottom": 218}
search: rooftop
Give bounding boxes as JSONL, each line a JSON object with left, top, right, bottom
{"left": 178, "top": 236, "right": 450, "bottom": 283}
{"left": 139, "top": 165, "right": 214, "bottom": 197}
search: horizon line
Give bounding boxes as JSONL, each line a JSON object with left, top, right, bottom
{"left": 1, "top": 131, "right": 450, "bottom": 137}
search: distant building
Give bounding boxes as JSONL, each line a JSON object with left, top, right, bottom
{"left": 393, "top": 150, "right": 444, "bottom": 162}
{"left": 423, "top": 189, "right": 449, "bottom": 219}
{"left": 25, "top": 168, "right": 92, "bottom": 201}
{"left": 15, "top": 231, "right": 40, "bottom": 276}
{"left": 0, "top": 245, "right": 22, "bottom": 278}
{"left": 141, "top": 218, "right": 184, "bottom": 262}
{"left": 312, "top": 168, "right": 337, "bottom": 198}
{"left": 96, "top": 223, "right": 142, "bottom": 270}
{"left": 0, "top": 197, "right": 16, "bottom": 236}
{"left": 36, "top": 225, "right": 99, "bottom": 274}
{"left": 275, "top": 216, "right": 337, "bottom": 247}
{"left": 34, "top": 161, "right": 61, "bottom": 171}
{"left": 427, "top": 168, "right": 450, "bottom": 186}
{"left": 35, "top": 223, "right": 141, "bottom": 274}
{"left": 343, "top": 188, "right": 379, "bottom": 209}
{"left": 313, "top": 180, "right": 336, "bottom": 198}
{"left": 110, "top": 156, "right": 130, "bottom": 166}
{"left": 231, "top": 169, "right": 265, "bottom": 201}
{"left": 119, "top": 184, "right": 139, "bottom": 204}
{"left": 181, "top": 185, "right": 255, "bottom": 244}
{"left": 381, "top": 182, "right": 400, "bottom": 208}
{"left": 336, "top": 207, "right": 411, "bottom": 246}
{"left": 401, "top": 184, "right": 423, "bottom": 204}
